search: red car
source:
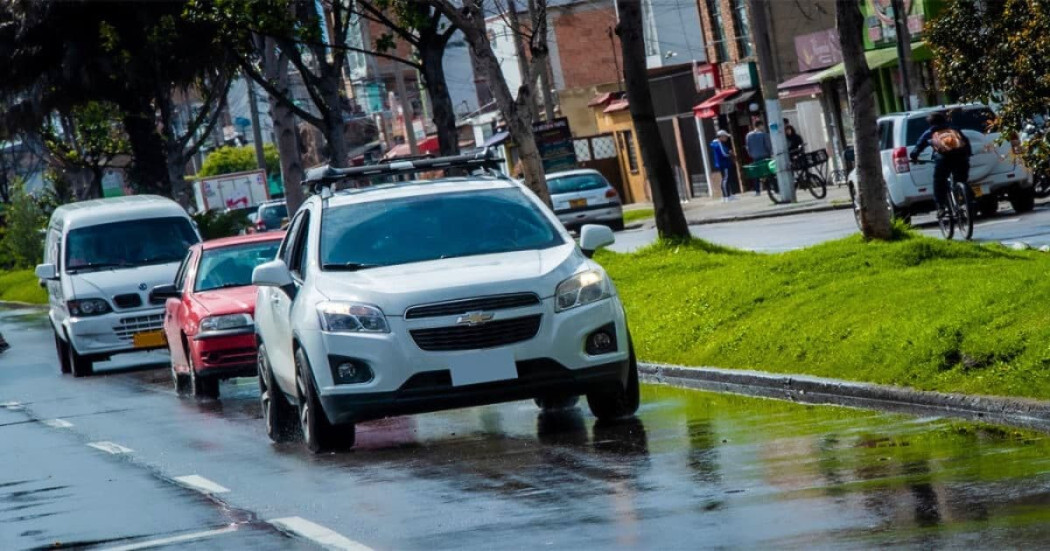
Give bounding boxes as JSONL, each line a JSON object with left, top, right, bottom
{"left": 150, "top": 232, "right": 284, "bottom": 398}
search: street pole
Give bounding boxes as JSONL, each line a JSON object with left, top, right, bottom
{"left": 395, "top": 67, "right": 419, "bottom": 155}
{"left": 747, "top": 0, "right": 794, "bottom": 202}
{"left": 694, "top": 115, "right": 714, "bottom": 197}
{"left": 244, "top": 70, "right": 267, "bottom": 171}
{"left": 890, "top": 0, "right": 913, "bottom": 110}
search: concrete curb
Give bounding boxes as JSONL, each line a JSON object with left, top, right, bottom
{"left": 0, "top": 301, "right": 46, "bottom": 309}
{"left": 639, "top": 362, "right": 1050, "bottom": 431}
{"left": 685, "top": 201, "right": 852, "bottom": 227}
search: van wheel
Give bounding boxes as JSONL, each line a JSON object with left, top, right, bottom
{"left": 258, "top": 343, "right": 297, "bottom": 443}
{"left": 295, "top": 347, "right": 355, "bottom": 453}
{"left": 535, "top": 395, "right": 580, "bottom": 412}
{"left": 68, "top": 343, "right": 94, "bottom": 378}
{"left": 586, "top": 342, "right": 640, "bottom": 420}
{"left": 54, "top": 331, "right": 72, "bottom": 375}
{"left": 1010, "top": 186, "right": 1036, "bottom": 214}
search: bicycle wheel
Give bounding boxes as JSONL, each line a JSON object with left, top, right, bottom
{"left": 953, "top": 181, "right": 974, "bottom": 240}
{"left": 937, "top": 200, "right": 955, "bottom": 240}
{"left": 765, "top": 177, "right": 790, "bottom": 204}
{"left": 805, "top": 172, "right": 828, "bottom": 199}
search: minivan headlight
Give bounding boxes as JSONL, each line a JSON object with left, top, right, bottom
{"left": 555, "top": 270, "right": 611, "bottom": 312}
{"left": 316, "top": 301, "right": 389, "bottom": 333}
{"left": 200, "top": 313, "right": 253, "bottom": 332}
{"left": 68, "top": 298, "right": 112, "bottom": 317}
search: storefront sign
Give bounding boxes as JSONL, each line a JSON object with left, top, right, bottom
{"left": 863, "top": 0, "right": 926, "bottom": 50}
{"left": 795, "top": 29, "right": 843, "bottom": 72}
{"left": 733, "top": 63, "right": 758, "bottom": 90}
{"left": 694, "top": 62, "right": 720, "bottom": 92}
{"left": 532, "top": 117, "right": 577, "bottom": 172}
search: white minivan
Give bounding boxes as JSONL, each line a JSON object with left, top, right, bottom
{"left": 35, "top": 196, "right": 201, "bottom": 376}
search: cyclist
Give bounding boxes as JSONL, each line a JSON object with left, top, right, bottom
{"left": 910, "top": 111, "right": 972, "bottom": 217}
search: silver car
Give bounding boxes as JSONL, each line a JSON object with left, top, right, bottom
{"left": 546, "top": 169, "right": 625, "bottom": 232}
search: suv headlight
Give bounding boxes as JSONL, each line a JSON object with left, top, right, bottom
{"left": 200, "top": 313, "right": 253, "bottom": 332}
{"left": 555, "top": 270, "right": 611, "bottom": 312}
{"left": 68, "top": 298, "right": 112, "bottom": 317}
{"left": 316, "top": 301, "right": 389, "bottom": 333}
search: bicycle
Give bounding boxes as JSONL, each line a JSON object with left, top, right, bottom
{"left": 913, "top": 157, "right": 974, "bottom": 240}
{"left": 745, "top": 150, "right": 829, "bottom": 205}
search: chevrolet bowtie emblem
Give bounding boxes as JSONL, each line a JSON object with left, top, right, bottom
{"left": 457, "top": 311, "right": 495, "bottom": 326}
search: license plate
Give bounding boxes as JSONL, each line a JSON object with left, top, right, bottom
{"left": 133, "top": 330, "right": 166, "bottom": 349}
{"left": 569, "top": 198, "right": 587, "bottom": 209}
{"left": 448, "top": 349, "right": 517, "bottom": 387}
{"left": 971, "top": 185, "right": 983, "bottom": 197}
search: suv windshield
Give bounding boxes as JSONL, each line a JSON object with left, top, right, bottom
{"left": 320, "top": 188, "right": 564, "bottom": 270}
{"left": 65, "top": 216, "right": 199, "bottom": 273}
{"left": 195, "top": 240, "right": 281, "bottom": 292}
{"left": 547, "top": 173, "right": 607, "bottom": 195}
{"left": 905, "top": 108, "right": 997, "bottom": 145}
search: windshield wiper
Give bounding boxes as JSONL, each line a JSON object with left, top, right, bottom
{"left": 66, "top": 262, "right": 127, "bottom": 274}
{"left": 321, "top": 262, "right": 382, "bottom": 272}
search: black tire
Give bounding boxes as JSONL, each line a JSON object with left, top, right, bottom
{"left": 609, "top": 219, "right": 625, "bottom": 232}
{"left": 189, "top": 354, "right": 219, "bottom": 399}
{"left": 586, "top": 343, "right": 640, "bottom": 421}
{"left": 54, "top": 331, "right": 72, "bottom": 375}
{"left": 534, "top": 395, "right": 580, "bottom": 412}
{"left": 976, "top": 195, "right": 999, "bottom": 218}
{"left": 1034, "top": 173, "right": 1050, "bottom": 199}
{"left": 849, "top": 182, "right": 908, "bottom": 228}
{"left": 1009, "top": 185, "right": 1036, "bottom": 214}
{"left": 172, "top": 336, "right": 191, "bottom": 395}
{"left": 765, "top": 177, "right": 790, "bottom": 204}
{"left": 804, "top": 173, "right": 828, "bottom": 199}
{"left": 937, "top": 204, "right": 955, "bottom": 240}
{"left": 295, "top": 347, "right": 355, "bottom": 453}
{"left": 258, "top": 343, "right": 297, "bottom": 443}
{"left": 68, "top": 341, "right": 94, "bottom": 378}
{"left": 953, "top": 182, "right": 974, "bottom": 241}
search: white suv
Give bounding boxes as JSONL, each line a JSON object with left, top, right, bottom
{"left": 251, "top": 156, "right": 639, "bottom": 452}
{"left": 848, "top": 104, "right": 1034, "bottom": 219}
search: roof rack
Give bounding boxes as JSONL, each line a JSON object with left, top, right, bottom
{"left": 302, "top": 148, "right": 506, "bottom": 195}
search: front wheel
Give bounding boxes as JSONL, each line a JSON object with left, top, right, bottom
{"left": 804, "top": 173, "right": 828, "bottom": 199}
{"left": 765, "top": 177, "right": 790, "bottom": 204}
{"left": 259, "top": 343, "right": 297, "bottom": 443}
{"left": 295, "top": 348, "right": 355, "bottom": 453}
{"left": 54, "top": 331, "right": 72, "bottom": 374}
{"left": 68, "top": 342, "right": 94, "bottom": 378}
{"left": 586, "top": 344, "right": 640, "bottom": 420}
{"left": 952, "top": 182, "right": 975, "bottom": 241}
{"left": 1009, "top": 185, "right": 1036, "bottom": 214}
{"left": 1034, "top": 173, "right": 1050, "bottom": 199}
{"left": 189, "top": 355, "right": 219, "bottom": 399}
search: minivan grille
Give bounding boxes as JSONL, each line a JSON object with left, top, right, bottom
{"left": 113, "top": 293, "right": 143, "bottom": 309}
{"left": 114, "top": 313, "right": 165, "bottom": 341}
{"left": 404, "top": 293, "right": 540, "bottom": 319}
{"left": 410, "top": 314, "right": 542, "bottom": 352}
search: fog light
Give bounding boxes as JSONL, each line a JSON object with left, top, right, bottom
{"left": 329, "top": 356, "right": 374, "bottom": 385}
{"left": 585, "top": 323, "right": 618, "bottom": 355}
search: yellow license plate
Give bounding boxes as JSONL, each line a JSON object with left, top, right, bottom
{"left": 972, "top": 185, "right": 983, "bottom": 197}
{"left": 569, "top": 198, "right": 587, "bottom": 208}
{"left": 133, "top": 330, "right": 166, "bottom": 349}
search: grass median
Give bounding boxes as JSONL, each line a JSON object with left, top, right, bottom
{"left": 623, "top": 208, "right": 654, "bottom": 225}
{"left": 597, "top": 231, "right": 1050, "bottom": 401}
{"left": 0, "top": 269, "right": 47, "bottom": 304}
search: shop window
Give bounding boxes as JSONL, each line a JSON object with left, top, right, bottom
{"left": 706, "top": 0, "right": 729, "bottom": 62}
{"left": 731, "top": 0, "right": 753, "bottom": 58}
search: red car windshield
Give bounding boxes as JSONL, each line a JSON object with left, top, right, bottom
{"left": 195, "top": 241, "right": 281, "bottom": 292}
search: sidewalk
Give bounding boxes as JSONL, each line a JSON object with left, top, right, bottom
{"left": 624, "top": 183, "right": 853, "bottom": 229}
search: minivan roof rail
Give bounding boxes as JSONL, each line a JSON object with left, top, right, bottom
{"left": 302, "top": 148, "right": 507, "bottom": 195}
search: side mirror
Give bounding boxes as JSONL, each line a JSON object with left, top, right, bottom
{"left": 149, "top": 284, "right": 181, "bottom": 303}
{"left": 35, "top": 263, "right": 58, "bottom": 281}
{"left": 253, "top": 259, "right": 295, "bottom": 293}
{"left": 579, "top": 224, "right": 615, "bottom": 258}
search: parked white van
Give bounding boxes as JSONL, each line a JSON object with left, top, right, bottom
{"left": 35, "top": 196, "right": 201, "bottom": 376}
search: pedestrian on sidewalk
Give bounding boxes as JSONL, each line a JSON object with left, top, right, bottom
{"left": 710, "top": 130, "right": 738, "bottom": 202}
{"left": 746, "top": 121, "right": 773, "bottom": 196}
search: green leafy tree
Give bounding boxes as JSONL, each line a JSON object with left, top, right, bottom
{"left": 191, "top": 209, "right": 251, "bottom": 240}
{"left": 39, "top": 101, "right": 129, "bottom": 199}
{"left": 198, "top": 144, "right": 281, "bottom": 179}
{"left": 0, "top": 180, "right": 45, "bottom": 268}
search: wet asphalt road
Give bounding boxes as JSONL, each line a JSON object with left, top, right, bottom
{"left": 5, "top": 307, "right": 1050, "bottom": 550}
{"left": 612, "top": 197, "right": 1050, "bottom": 253}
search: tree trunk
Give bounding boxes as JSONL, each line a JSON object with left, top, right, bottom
{"left": 506, "top": 5, "right": 540, "bottom": 123}
{"left": 263, "top": 42, "right": 305, "bottom": 216}
{"left": 420, "top": 41, "right": 460, "bottom": 156}
{"left": 837, "top": 0, "right": 893, "bottom": 240}
{"left": 321, "top": 72, "right": 350, "bottom": 169}
{"left": 615, "top": 0, "right": 689, "bottom": 240}
{"left": 528, "top": 0, "right": 556, "bottom": 121}
{"left": 121, "top": 108, "right": 172, "bottom": 197}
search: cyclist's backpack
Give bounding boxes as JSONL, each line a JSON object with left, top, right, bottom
{"left": 931, "top": 128, "right": 965, "bottom": 154}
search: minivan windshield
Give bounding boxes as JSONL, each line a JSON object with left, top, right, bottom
{"left": 547, "top": 173, "right": 607, "bottom": 195}
{"left": 65, "top": 216, "right": 199, "bottom": 273}
{"left": 320, "top": 188, "right": 564, "bottom": 270}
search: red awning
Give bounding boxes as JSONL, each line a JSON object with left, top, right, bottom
{"left": 382, "top": 135, "right": 440, "bottom": 160}
{"left": 693, "top": 88, "right": 739, "bottom": 119}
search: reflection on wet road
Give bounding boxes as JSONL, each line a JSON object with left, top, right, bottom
{"left": 4, "top": 306, "right": 1050, "bottom": 549}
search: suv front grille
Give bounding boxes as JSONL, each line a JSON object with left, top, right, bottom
{"left": 410, "top": 314, "right": 542, "bottom": 352}
{"left": 113, "top": 313, "right": 165, "bottom": 341}
{"left": 113, "top": 293, "right": 143, "bottom": 309}
{"left": 405, "top": 293, "right": 540, "bottom": 319}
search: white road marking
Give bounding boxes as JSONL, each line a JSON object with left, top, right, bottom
{"left": 173, "top": 474, "right": 230, "bottom": 495}
{"left": 100, "top": 526, "right": 237, "bottom": 551}
{"left": 269, "top": 517, "right": 373, "bottom": 551}
{"left": 41, "top": 418, "right": 74, "bottom": 429}
{"left": 87, "top": 441, "right": 134, "bottom": 455}
{"left": 1, "top": 401, "right": 23, "bottom": 410}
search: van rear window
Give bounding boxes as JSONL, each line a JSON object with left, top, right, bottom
{"left": 905, "top": 108, "right": 996, "bottom": 145}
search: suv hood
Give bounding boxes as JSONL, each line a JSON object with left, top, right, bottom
{"left": 314, "top": 244, "right": 585, "bottom": 316}
{"left": 69, "top": 262, "right": 180, "bottom": 311}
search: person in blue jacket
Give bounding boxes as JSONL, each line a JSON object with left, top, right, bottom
{"left": 710, "top": 130, "right": 738, "bottom": 202}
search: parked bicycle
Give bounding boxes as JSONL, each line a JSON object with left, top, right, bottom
{"left": 913, "top": 157, "right": 974, "bottom": 240}
{"left": 744, "top": 149, "right": 829, "bottom": 205}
